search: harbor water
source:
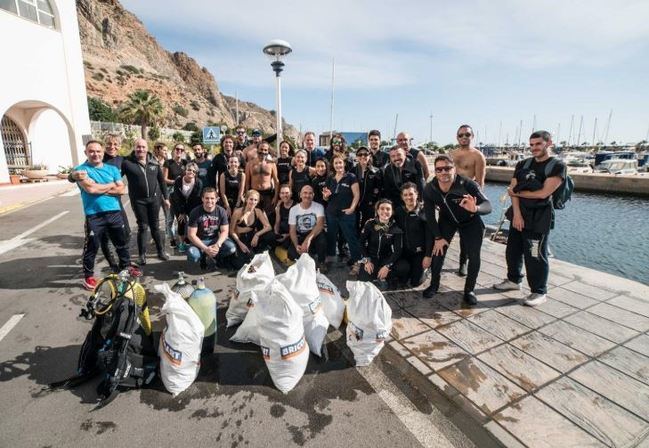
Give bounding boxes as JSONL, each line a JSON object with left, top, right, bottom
{"left": 482, "top": 183, "right": 649, "bottom": 286}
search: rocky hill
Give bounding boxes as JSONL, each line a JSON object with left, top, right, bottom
{"left": 76, "top": 0, "right": 297, "bottom": 139}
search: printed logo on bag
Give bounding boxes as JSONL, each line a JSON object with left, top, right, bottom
{"left": 317, "top": 281, "right": 334, "bottom": 296}
{"left": 246, "top": 297, "right": 255, "bottom": 308}
{"left": 161, "top": 333, "right": 182, "bottom": 366}
{"left": 261, "top": 345, "right": 270, "bottom": 360}
{"left": 247, "top": 265, "right": 258, "bottom": 273}
{"left": 376, "top": 330, "right": 388, "bottom": 342}
{"left": 307, "top": 297, "right": 322, "bottom": 314}
{"left": 280, "top": 336, "right": 307, "bottom": 360}
{"left": 347, "top": 322, "right": 364, "bottom": 341}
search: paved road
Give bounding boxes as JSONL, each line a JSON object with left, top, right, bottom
{"left": 0, "top": 193, "right": 484, "bottom": 448}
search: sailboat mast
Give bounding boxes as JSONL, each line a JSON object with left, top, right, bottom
{"left": 604, "top": 109, "right": 613, "bottom": 145}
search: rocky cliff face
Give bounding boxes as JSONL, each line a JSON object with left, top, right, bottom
{"left": 76, "top": 0, "right": 297, "bottom": 139}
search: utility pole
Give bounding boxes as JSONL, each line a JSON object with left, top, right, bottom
{"left": 329, "top": 58, "right": 335, "bottom": 140}
{"left": 235, "top": 90, "right": 239, "bottom": 125}
{"left": 531, "top": 114, "right": 536, "bottom": 134}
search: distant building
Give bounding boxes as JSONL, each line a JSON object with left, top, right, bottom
{"left": 0, "top": 1, "right": 90, "bottom": 183}
{"left": 319, "top": 131, "right": 368, "bottom": 148}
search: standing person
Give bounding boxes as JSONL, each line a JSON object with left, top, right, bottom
{"left": 219, "top": 155, "right": 245, "bottom": 217}
{"left": 310, "top": 158, "right": 330, "bottom": 206}
{"left": 326, "top": 134, "right": 353, "bottom": 171}
{"left": 273, "top": 184, "right": 294, "bottom": 250}
{"left": 276, "top": 140, "right": 294, "bottom": 185}
{"left": 230, "top": 190, "right": 275, "bottom": 263}
{"left": 302, "top": 131, "right": 324, "bottom": 167}
{"left": 322, "top": 154, "right": 361, "bottom": 273}
{"left": 396, "top": 131, "right": 431, "bottom": 180}
{"left": 170, "top": 162, "right": 203, "bottom": 252}
{"left": 288, "top": 150, "right": 313, "bottom": 203}
{"left": 493, "top": 131, "right": 566, "bottom": 306}
{"left": 163, "top": 143, "right": 187, "bottom": 242}
{"left": 368, "top": 129, "right": 388, "bottom": 169}
{"left": 245, "top": 141, "right": 279, "bottom": 216}
{"left": 153, "top": 142, "right": 174, "bottom": 247}
{"left": 121, "top": 139, "right": 170, "bottom": 265}
{"left": 234, "top": 126, "right": 249, "bottom": 154}
{"left": 422, "top": 155, "right": 492, "bottom": 305}
{"left": 353, "top": 146, "right": 382, "bottom": 231}
{"left": 210, "top": 134, "right": 237, "bottom": 188}
{"left": 75, "top": 140, "right": 130, "bottom": 290}
{"left": 394, "top": 182, "right": 430, "bottom": 287}
{"left": 186, "top": 187, "right": 237, "bottom": 270}
{"left": 382, "top": 146, "right": 425, "bottom": 206}
{"left": 192, "top": 143, "right": 212, "bottom": 188}
{"left": 451, "top": 124, "right": 487, "bottom": 277}
{"left": 358, "top": 199, "right": 406, "bottom": 289}
{"left": 288, "top": 184, "right": 327, "bottom": 270}
{"left": 243, "top": 129, "right": 264, "bottom": 162}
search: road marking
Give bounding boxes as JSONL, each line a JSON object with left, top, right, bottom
{"left": 329, "top": 330, "right": 473, "bottom": 448}
{"left": 61, "top": 189, "right": 79, "bottom": 197}
{"left": 0, "top": 314, "right": 25, "bottom": 343}
{"left": 0, "top": 211, "right": 69, "bottom": 256}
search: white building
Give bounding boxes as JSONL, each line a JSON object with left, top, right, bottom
{"left": 0, "top": 0, "right": 90, "bottom": 183}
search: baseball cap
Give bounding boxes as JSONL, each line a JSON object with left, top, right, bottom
{"left": 251, "top": 129, "right": 262, "bottom": 136}
{"left": 356, "top": 146, "right": 370, "bottom": 155}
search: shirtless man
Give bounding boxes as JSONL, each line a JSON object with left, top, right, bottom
{"left": 243, "top": 129, "right": 264, "bottom": 163}
{"left": 245, "top": 140, "right": 279, "bottom": 215}
{"left": 450, "top": 124, "right": 486, "bottom": 276}
{"left": 396, "top": 132, "right": 431, "bottom": 180}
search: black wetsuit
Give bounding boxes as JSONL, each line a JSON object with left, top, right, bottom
{"left": 371, "top": 150, "right": 389, "bottom": 169}
{"left": 170, "top": 177, "right": 203, "bottom": 239}
{"left": 311, "top": 174, "right": 328, "bottom": 207}
{"left": 354, "top": 164, "right": 383, "bottom": 231}
{"left": 358, "top": 219, "right": 407, "bottom": 284}
{"left": 423, "top": 175, "right": 491, "bottom": 294}
{"left": 275, "top": 201, "right": 293, "bottom": 249}
{"left": 382, "top": 159, "right": 425, "bottom": 206}
{"left": 394, "top": 204, "right": 431, "bottom": 286}
{"left": 121, "top": 155, "right": 169, "bottom": 257}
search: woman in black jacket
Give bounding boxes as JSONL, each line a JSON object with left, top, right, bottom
{"left": 170, "top": 162, "right": 203, "bottom": 252}
{"left": 121, "top": 139, "right": 169, "bottom": 265}
{"left": 358, "top": 199, "right": 408, "bottom": 289}
{"left": 393, "top": 182, "right": 431, "bottom": 287}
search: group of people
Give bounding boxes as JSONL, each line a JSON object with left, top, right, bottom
{"left": 74, "top": 125, "right": 565, "bottom": 307}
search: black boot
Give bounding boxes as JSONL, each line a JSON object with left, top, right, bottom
{"left": 463, "top": 291, "right": 478, "bottom": 306}
{"left": 137, "top": 253, "right": 147, "bottom": 266}
{"left": 457, "top": 261, "right": 468, "bottom": 277}
{"left": 136, "top": 230, "right": 147, "bottom": 265}
{"left": 422, "top": 283, "right": 438, "bottom": 299}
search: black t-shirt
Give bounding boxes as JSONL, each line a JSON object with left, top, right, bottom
{"left": 188, "top": 205, "right": 229, "bottom": 241}
{"left": 164, "top": 159, "right": 186, "bottom": 183}
{"left": 277, "top": 156, "right": 293, "bottom": 185}
{"left": 291, "top": 167, "right": 312, "bottom": 201}
{"left": 325, "top": 172, "right": 358, "bottom": 213}
{"left": 511, "top": 157, "right": 566, "bottom": 233}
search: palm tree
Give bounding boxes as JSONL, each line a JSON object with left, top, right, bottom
{"left": 119, "top": 90, "right": 164, "bottom": 139}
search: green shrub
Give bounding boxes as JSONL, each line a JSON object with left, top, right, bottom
{"left": 172, "top": 104, "right": 189, "bottom": 118}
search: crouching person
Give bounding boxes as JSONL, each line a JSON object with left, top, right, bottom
{"left": 187, "top": 187, "right": 237, "bottom": 270}
{"left": 394, "top": 182, "right": 431, "bottom": 287}
{"left": 358, "top": 199, "right": 408, "bottom": 289}
{"left": 288, "top": 185, "right": 327, "bottom": 270}
{"left": 230, "top": 189, "right": 275, "bottom": 264}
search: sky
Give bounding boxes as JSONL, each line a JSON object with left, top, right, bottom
{"left": 121, "top": 0, "right": 649, "bottom": 146}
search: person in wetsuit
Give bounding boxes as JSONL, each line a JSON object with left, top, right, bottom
{"left": 368, "top": 129, "right": 388, "bottom": 169}
{"left": 382, "top": 146, "right": 425, "bottom": 206}
{"left": 170, "top": 162, "right": 203, "bottom": 251}
{"left": 289, "top": 150, "right": 313, "bottom": 203}
{"left": 422, "top": 154, "right": 492, "bottom": 305}
{"left": 230, "top": 189, "right": 275, "bottom": 264}
{"left": 353, "top": 146, "right": 382, "bottom": 231}
{"left": 219, "top": 155, "right": 245, "bottom": 217}
{"left": 358, "top": 199, "right": 407, "bottom": 289}
{"left": 210, "top": 134, "right": 245, "bottom": 188}
{"left": 394, "top": 182, "right": 431, "bottom": 288}
{"left": 121, "top": 139, "right": 170, "bottom": 265}
{"left": 273, "top": 184, "right": 294, "bottom": 250}
{"left": 310, "top": 158, "right": 330, "bottom": 206}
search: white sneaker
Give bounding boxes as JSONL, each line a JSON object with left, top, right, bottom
{"left": 523, "top": 293, "right": 547, "bottom": 307}
{"left": 492, "top": 279, "right": 522, "bottom": 291}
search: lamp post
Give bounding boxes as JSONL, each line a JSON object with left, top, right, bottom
{"left": 263, "top": 39, "right": 292, "bottom": 152}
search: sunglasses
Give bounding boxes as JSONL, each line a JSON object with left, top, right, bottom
{"left": 457, "top": 133, "right": 472, "bottom": 138}
{"left": 175, "top": 147, "right": 185, "bottom": 151}
{"left": 236, "top": 131, "right": 245, "bottom": 135}
{"left": 332, "top": 140, "right": 342, "bottom": 144}
{"left": 435, "top": 166, "right": 454, "bottom": 172}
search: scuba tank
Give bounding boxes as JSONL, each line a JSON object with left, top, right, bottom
{"left": 187, "top": 277, "right": 217, "bottom": 355}
{"left": 171, "top": 271, "right": 195, "bottom": 300}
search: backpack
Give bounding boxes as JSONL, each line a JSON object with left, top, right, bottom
{"left": 522, "top": 157, "right": 573, "bottom": 209}
{"left": 49, "top": 274, "right": 158, "bottom": 408}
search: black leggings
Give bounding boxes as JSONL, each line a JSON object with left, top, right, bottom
{"left": 100, "top": 205, "right": 130, "bottom": 263}
{"left": 131, "top": 197, "right": 164, "bottom": 256}
{"left": 234, "top": 230, "right": 276, "bottom": 263}
{"left": 395, "top": 251, "right": 426, "bottom": 287}
{"left": 358, "top": 257, "right": 409, "bottom": 283}
{"left": 429, "top": 218, "right": 484, "bottom": 294}
{"left": 82, "top": 211, "right": 130, "bottom": 277}
{"left": 506, "top": 228, "right": 550, "bottom": 294}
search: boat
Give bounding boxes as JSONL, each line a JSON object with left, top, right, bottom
{"left": 594, "top": 151, "right": 636, "bottom": 170}
{"left": 595, "top": 159, "right": 639, "bottom": 175}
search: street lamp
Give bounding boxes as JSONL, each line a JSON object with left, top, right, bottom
{"left": 263, "top": 39, "right": 292, "bottom": 152}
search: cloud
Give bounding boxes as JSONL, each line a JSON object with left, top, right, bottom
{"left": 122, "top": 0, "right": 649, "bottom": 90}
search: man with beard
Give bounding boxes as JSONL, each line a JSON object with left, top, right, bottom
{"left": 245, "top": 141, "right": 279, "bottom": 215}
{"left": 381, "top": 146, "right": 424, "bottom": 206}
{"left": 243, "top": 129, "right": 264, "bottom": 162}
{"left": 210, "top": 134, "right": 244, "bottom": 188}
{"left": 396, "top": 131, "right": 431, "bottom": 180}
{"left": 368, "top": 129, "right": 388, "bottom": 169}
{"left": 192, "top": 143, "right": 212, "bottom": 188}
{"left": 450, "top": 124, "right": 486, "bottom": 277}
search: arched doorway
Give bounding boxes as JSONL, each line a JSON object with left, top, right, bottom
{"left": 1, "top": 115, "right": 30, "bottom": 173}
